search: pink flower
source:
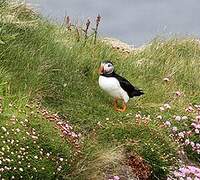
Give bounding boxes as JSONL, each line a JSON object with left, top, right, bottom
{"left": 186, "top": 177, "right": 192, "bottom": 180}
{"left": 164, "top": 121, "right": 171, "bottom": 127}
{"left": 175, "top": 91, "right": 182, "bottom": 96}
{"left": 187, "top": 166, "right": 200, "bottom": 174}
{"left": 184, "top": 139, "right": 190, "bottom": 145}
{"left": 186, "top": 106, "right": 194, "bottom": 112}
{"left": 172, "top": 126, "right": 178, "bottom": 132}
{"left": 174, "top": 171, "right": 185, "bottom": 177}
{"left": 178, "top": 132, "right": 185, "bottom": 138}
{"left": 195, "top": 173, "right": 200, "bottom": 178}
{"left": 195, "top": 129, "right": 199, "bottom": 134}
{"left": 196, "top": 115, "right": 200, "bottom": 121}
{"left": 190, "top": 142, "right": 195, "bottom": 147}
{"left": 113, "top": 176, "right": 120, "bottom": 180}
{"left": 194, "top": 177, "right": 200, "bottom": 180}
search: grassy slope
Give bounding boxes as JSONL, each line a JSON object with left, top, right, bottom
{"left": 0, "top": 1, "right": 200, "bottom": 179}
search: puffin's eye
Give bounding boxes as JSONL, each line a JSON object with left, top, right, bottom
{"left": 107, "top": 64, "right": 112, "bottom": 67}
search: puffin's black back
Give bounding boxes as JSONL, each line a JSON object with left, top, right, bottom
{"left": 102, "top": 72, "right": 144, "bottom": 98}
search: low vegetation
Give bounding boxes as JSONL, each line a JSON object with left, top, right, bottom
{"left": 0, "top": 1, "right": 199, "bottom": 179}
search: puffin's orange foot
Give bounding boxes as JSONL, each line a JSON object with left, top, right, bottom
{"left": 113, "top": 98, "right": 127, "bottom": 112}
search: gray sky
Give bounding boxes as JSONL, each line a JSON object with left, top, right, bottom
{"left": 27, "top": 0, "right": 200, "bottom": 46}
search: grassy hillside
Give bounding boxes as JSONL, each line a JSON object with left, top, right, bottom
{"left": 0, "top": 1, "right": 200, "bottom": 179}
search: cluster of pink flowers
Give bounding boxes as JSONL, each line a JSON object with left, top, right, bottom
{"left": 168, "top": 165, "right": 200, "bottom": 180}
{"left": 0, "top": 99, "right": 76, "bottom": 179}
{"left": 160, "top": 103, "right": 200, "bottom": 155}
{"left": 40, "top": 108, "right": 82, "bottom": 154}
{"left": 157, "top": 101, "right": 200, "bottom": 179}
{"left": 108, "top": 175, "right": 120, "bottom": 180}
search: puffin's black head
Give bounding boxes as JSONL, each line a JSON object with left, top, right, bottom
{"left": 98, "top": 60, "right": 114, "bottom": 75}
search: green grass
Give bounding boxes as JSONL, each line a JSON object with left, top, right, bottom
{"left": 0, "top": 1, "right": 200, "bottom": 179}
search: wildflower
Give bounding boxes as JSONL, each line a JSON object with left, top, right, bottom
{"left": 184, "top": 139, "right": 190, "bottom": 145}
{"left": 19, "top": 167, "right": 23, "bottom": 172}
{"left": 113, "top": 176, "right": 120, "bottom": 180}
{"left": 186, "top": 177, "right": 192, "bottom": 180}
{"left": 157, "top": 115, "right": 162, "bottom": 119}
{"left": 175, "top": 91, "right": 182, "bottom": 96}
{"left": 160, "top": 107, "right": 165, "bottom": 111}
{"left": 182, "top": 116, "right": 188, "bottom": 120}
{"left": 196, "top": 143, "right": 200, "bottom": 148}
{"left": 34, "top": 155, "right": 38, "bottom": 159}
{"left": 164, "top": 103, "right": 171, "bottom": 109}
{"left": 195, "top": 129, "right": 199, "bottom": 134}
{"left": 190, "top": 141, "right": 195, "bottom": 147}
{"left": 186, "top": 106, "right": 194, "bottom": 112}
{"left": 164, "top": 121, "right": 171, "bottom": 127}
{"left": 178, "top": 132, "right": 185, "bottom": 138}
{"left": 1, "top": 127, "right": 6, "bottom": 132}
{"left": 163, "top": 77, "right": 170, "bottom": 82}
{"left": 16, "top": 128, "right": 20, "bottom": 133}
{"left": 59, "top": 158, "right": 63, "bottom": 161}
{"left": 196, "top": 115, "right": 200, "bottom": 120}
{"left": 175, "top": 116, "right": 181, "bottom": 121}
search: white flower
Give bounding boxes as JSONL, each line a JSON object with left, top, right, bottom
{"left": 195, "top": 129, "right": 200, "bottom": 134}
{"left": 19, "top": 167, "right": 23, "bottom": 172}
{"left": 59, "top": 158, "right": 63, "bottom": 161}
{"left": 160, "top": 107, "right": 165, "bottom": 111}
{"left": 34, "top": 156, "right": 38, "bottom": 159}
{"left": 164, "top": 103, "right": 171, "bottom": 109}
{"left": 172, "top": 126, "right": 178, "bottom": 132}
{"left": 16, "top": 128, "right": 20, "bottom": 133}
{"left": 1, "top": 127, "right": 7, "bottom": 132}
{"left": 175, "top": 116, "right": 181, "bottom": 121}
{"left": 163, "top": 77, "right": 170, "bottom": 82}
{"left": 157, "top": 115, "right": 162, "bottom": 119}
{"left": 181, "top": 116, "right": 188, "bottom": 120}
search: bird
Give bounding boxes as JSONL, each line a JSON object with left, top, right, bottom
{"left": 98, "top": 60, "right": 144, "bottom": 112}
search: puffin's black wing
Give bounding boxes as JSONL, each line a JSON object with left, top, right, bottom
{"left": 113, "top": 73, "right": 144, "bottom": 98}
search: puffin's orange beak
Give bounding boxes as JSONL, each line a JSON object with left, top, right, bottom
{"left": 98, "top": 65, "right": 104, "bottom": 75}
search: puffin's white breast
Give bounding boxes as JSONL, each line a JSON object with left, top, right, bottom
{"left": 98, "top": 75, "right": 129, "bottom": 103}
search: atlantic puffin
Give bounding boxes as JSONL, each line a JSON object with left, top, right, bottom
{"left": 98, "top": 61, "right": 144, "bottom": 112}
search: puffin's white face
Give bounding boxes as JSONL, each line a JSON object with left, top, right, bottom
{"left": 99, "top": 61, "right": 114, "bottom": 75}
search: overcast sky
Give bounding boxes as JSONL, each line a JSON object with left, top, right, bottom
{"left": 27, "top": 0, "right": 200, "bottom": 46}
